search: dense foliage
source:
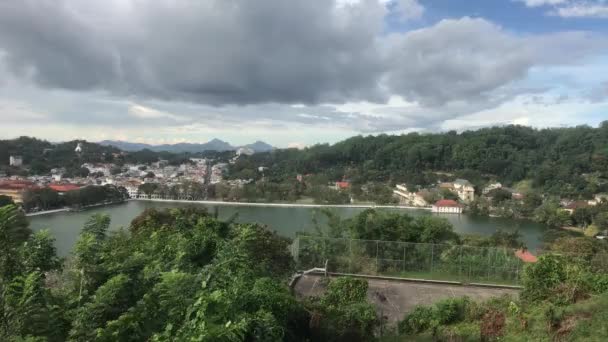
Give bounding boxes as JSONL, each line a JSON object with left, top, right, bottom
{"left": 0, "top": 137, "right": 120, "bottom": 176}
{"left": 0, "top": 137, "right": 236, "bottom": 177}
{"left": 21, "top": 185, "right": 128, "bottom": 212}
{"left": 231, "top": 123, "right": 608, "bottom": 198}
{"left": 0, "top": 205, "right": 381, "bottom": 341}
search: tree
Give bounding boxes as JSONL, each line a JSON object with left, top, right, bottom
{"left": 595, "top": 212, "right": 608, "bottom": 231}
{"left": 534, "top": 202, "right": 572, "bottom": 228}
{"left": 417, "top": 216, "right": 459, "bottom": 244}
{"left": 0, "top": 195, "right": 14, "bottom": 207}
{"left": 138, "top": 183, "right": 158, "bottom": 199}
{"left": 572, "top": 207, "right": 594, "bottom": 227}
{"left": 440, "top": 188, "right": 459, "bottom": 201}
{"left": 21, "top": 230, "right": 62, "bottom": 274}
{"left": 0, "top": 205, "right": 31, "bottom": 278}
{"left": 487, "top": 188, "right": 513, "bottom": 206}
{"left": 309, "top": 277, "right": 377, "bottom": 341}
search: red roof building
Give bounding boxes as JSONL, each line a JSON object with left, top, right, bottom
{"left": 0, "top": 180, "right": 37, "bottom": 203}
{"left": 515, "top": 249, "right": 538, "bottom": 263}
{"left": 335, "top": 181, "right": 350, "bottom": 189}
{"left": 434, "top": 199, "right": 460, "bottom": 207}
{"left": 48, "top": 184, "right": 81, "bottom": 193}
{"left": 431, "top": 199, "right": 463, "bottom": 214}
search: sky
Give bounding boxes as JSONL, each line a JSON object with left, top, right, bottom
{"left": 0, "top": 0, "right": 607, "bottom": 148}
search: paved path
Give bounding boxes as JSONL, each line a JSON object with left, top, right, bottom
{"left": 25, "top": 208, "right": 69, "bottom": 217}
{"left": 294, "top": 274, "right": 518, "bottom": 325}
{"left": 135, "top": 198, "right": 432, "bottom": 210}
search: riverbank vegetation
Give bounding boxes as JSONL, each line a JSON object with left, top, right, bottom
{"left": 21, "top": 184, "right": 128, "bottom": 213}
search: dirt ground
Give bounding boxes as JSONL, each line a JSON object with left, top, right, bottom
{"left": 293, "top": 274, "right": 519, "bottom": 325}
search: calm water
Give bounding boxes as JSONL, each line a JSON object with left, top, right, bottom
{"left": 28, "top": 201, "right": 546, "bottom": 256}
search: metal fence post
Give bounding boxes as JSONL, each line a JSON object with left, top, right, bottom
{"left": 459, "top": 245, "right": 463, "bottom": 282}
{"left": 430, "top": 243, "right": 434, "bottom": 274}
{"left": 376, "top": 240, "right": 379, "bottom": 275}
{"left": 402, "top": 243, "right": 406, "bottom": 273}
{"left": 487, "top": 247, "right": 492, "bottom": 281}
{"left": 349, "top": 239, "right": 352, "bottom": 273}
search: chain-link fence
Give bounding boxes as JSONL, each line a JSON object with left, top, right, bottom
{"left": 292, "top": 235, "right": 526, "bottom": 286}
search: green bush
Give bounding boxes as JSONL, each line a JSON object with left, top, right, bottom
{"left": 399, "top": 297, "right": 471, "bottom": 335}
{"left": 399, "top": 306, "right": 438, "bottom": 334}
{"left": 435, "top": 297, "right": 470, "bottom": 324}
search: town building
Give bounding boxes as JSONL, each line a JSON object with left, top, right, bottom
{"left": 482, "top": 182, "right": 502, "bottom": 195}
{"left": 393, "top": 184, "right": 428, "bottom": 207}
{"left": 48, "top": 183, "right": 81, "bottom": 195}
{"left": 9, "top": 155, "right": 23, "bottom": 167}
{"left": 210, "top": 163, "right": 229, "bottom": 184}
{"left": 431, "top": 199, "right": 463, "bottom": 214}
{"left": 589, "top": 193, "right": 608, "bottom": 206}
{"left": 0, "top": 180, "right": 36, "bottom": 203}
{"left": 515, "top": 249, "right": 537, "bottom": 263}
{"left": 236, "top": 147, "right": 255, "bottom": 156}
{"left": 332, "top": 181, "right": 350, "bottom": 190}
{"left": 563, "top": 200, "right": 590, "bottom": 214}
{"left": 453, "top": 179, "right": 475, "bottom": 202}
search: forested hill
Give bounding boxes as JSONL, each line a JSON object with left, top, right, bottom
{"left": 0, "top": 137, "right": 231, "bottom": 175}
{"left": 231, "top": 123, "right": 608, "bottom": 197}
{"left": 0, "top": 137, "right": 120, "bottom": 174}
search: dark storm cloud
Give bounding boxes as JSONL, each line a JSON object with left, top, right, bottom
{"left": 0, "top": 0, "right": 607, "bottom": 122}
{"left": 0, "top": 0, "right": 388, "bottom": 105}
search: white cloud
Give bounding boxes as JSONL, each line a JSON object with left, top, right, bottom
{"left": 517, "top": 0, "right": 568, "bottom": 8}
{"left": 552, "top": 3, "right": 608, "bottom": 18}
{"left": 395, "top": 0, "right": 425, "bottom": 20}
{"left": 128, "top": 104, "right": 188, "bottom": 122}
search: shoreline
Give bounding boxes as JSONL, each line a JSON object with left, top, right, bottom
{"left": 134, "top": 198, "right": 433, "bottom": 210}
{"left": 25, "top": 208, "right": 69, "bottom": 217}
{"left": 25, "top": 200, "right": 127, "bottom": 217}
{"left": 25, "top": 198, "right": 432, "bottom": 217}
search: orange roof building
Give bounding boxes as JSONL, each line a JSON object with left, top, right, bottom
{"left": 48, "top": 184, "right": 81, "bottom": 193}
{"left": 431, "top": 199, "right": 463, "bottom": 214}
{"left": 0, "top": 180, "right": 37, "bottom": 203}
{"left": 515, "top": 249, "right": 537, "bottom": 263}
{"left": 335, "top": 181, "right": 350, "bottom": 189}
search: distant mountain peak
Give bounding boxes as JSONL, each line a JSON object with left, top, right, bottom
{"left": 99, "top": 139, "right": 274, "bottom": 153}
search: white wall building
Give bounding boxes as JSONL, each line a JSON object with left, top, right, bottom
{"left": 9, "top": 156, "right": 23, "bottom": 167}
{"left": 453, "top": 179, "right": 475, "bottom": 202}
{"left": 483, "top": 182, "right": 502, "bottom": 195}
{"left": 431, "top": 199, "right": 463, "bottom": 214}
{"left": 393, "top": 184, "right": 428, "bottom": 207}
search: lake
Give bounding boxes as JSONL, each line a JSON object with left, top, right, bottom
{"left": 28, "top": 200, "right": 547, "bottom": 256}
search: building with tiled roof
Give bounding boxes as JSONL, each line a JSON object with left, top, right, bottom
{"left": 431, "top": 199, "right": 463, "bottom": 214}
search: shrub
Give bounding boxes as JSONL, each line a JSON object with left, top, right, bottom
{"left": 399, "top": 297, "right": 471, "bottom": 335}
{"left": 435, "top": 297, "right": 470, "bottom": 324}
{"left": 399, "top": 306, "right": 438, "bottom": 334}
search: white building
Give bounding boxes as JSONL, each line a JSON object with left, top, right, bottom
{"left": 393, "top": 184, "right": 428, "bottom": 207}
{"left": 453, "top": 179, "right": 475, "bottom": 202}
{"left": 431, "top": 199, "right": 463, "bottom": 214}
{"left": 210, "top": 163, "right": 229, "bottom": 184}
{"left": 236, "top": 147, "right": 255, "bottom": 156}
{"left": 483, "top": 182, "right": 502, "bottom": 195}
{"left": 125, "top": 186, "right": 139, "bottom": 199}
{"left": 9, "top": 156, "right": 23, "bottom": 167}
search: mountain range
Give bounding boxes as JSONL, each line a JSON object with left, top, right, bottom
{"left": 98, "top": 139, "right": 274, "bottom": 153}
